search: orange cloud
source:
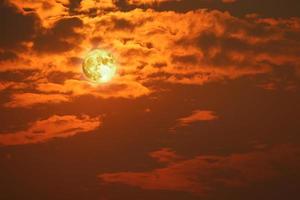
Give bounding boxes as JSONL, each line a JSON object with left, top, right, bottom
{"left": 36, "top": 78, "right": 151, "bottom": 99}
{"left": 82, "top": 9, "right": 300, "bottom": 86}
{"left": 177, "top": 110, "right": 218, "bottom": 127}
{"left": 149, "top": 148, "right": 181, "bottom": 163}
{"left": 99, "top": 145, "right": 300, "bottom": 195}
{"left": 0, "top": 114, "right": 101, "bottom": 146}
{"left": 78, "top": 0, "right": 117, "bottom": 12}
{"left": 221, "top": 0, "right": 236, "bottom": 3}
{"left": 0, "top": 80, "right": 34, "bottom": 92}
{"left": 1, "top": 4, "right": 300, "bottom": 108}
{"left": 3, "top": 78, "right": 150, "bottom": 108}
{"left": 257, "top": 82, "right": 277, "bottom": 91}
{"left": 127, "top": 0, "right": 181, "bottom": 5}
{"left": 10, "top": 0, "right": 69, "bottom": 26}
{"left": 4, "top": 93, "right": 70, "bottom": 108}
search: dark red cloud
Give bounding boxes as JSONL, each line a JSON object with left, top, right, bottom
{"left": 68, "top": 0, "right": 83, "bottom": 13}
{"left": 0, "top": 0, "right": 41, "bottom": 50}
{"left": 0, "top": 51, "right": 17, "bottom": 61}
{"left": 33, "top": 17, "right": 83, "bottom": 53}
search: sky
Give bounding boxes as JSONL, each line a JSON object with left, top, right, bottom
{"left": 0, "top": 0, "right": 300, "bottom": 199}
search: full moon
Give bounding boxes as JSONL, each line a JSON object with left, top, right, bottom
{"left": 82, "top": 49, "right": 117, "bottom": 83}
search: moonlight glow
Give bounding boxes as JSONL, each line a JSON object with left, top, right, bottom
{"left": 82, "top": 49, "right": 117, "bottom": 83}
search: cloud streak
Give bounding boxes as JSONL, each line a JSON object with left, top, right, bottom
{"left": 4, "top": 93, "right": 70, "bottom": 108}
{"left": 0, "top": 114, "right": 101, "bottom": 146}
{"left": 99, "top": 145, "right": 300, "bottom": 195}
{"left": 177, "top": 110, "right": 218, "bottom": 126}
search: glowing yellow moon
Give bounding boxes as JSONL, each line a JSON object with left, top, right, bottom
{"left": 82, "top": 49, "right": 117, "bottom": 83}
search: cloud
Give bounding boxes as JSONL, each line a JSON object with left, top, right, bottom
{"left": 149, "top": 148, "right": 181, "bottom": 163}
{"left": 126, "top": 0, "right": 181, "bottom": 6}
{"left": 0, "top": 82, "right": 9, "bottom": 91}
{"left": 0, "top": 1, "right": 82, "bottom": 54}
{"left": 36, "top": 78, "right": 151, "bottom": 98}
{"left": 9, "top": 0, "right": 69, "bottom": 24}
{"left": 0, "top": 0, "right": 41, "bottom": 50}
{"left": 0, "top": 81, "right": 27, "bottom": 92}
{"left": 33, "top": 17, "right": 84, "bottom": 53}
{"left": 0, "top": 114, "right": 101, "bottom": 146}
{"left": 176, "top": 110, "right": 218, "bottom": 127}
{"left": 257, "top": 82, "right": 276, "bottom": 91}
{"left": 79, "top": 0, "right": 117, "bottom": 12}
{"left": 1, "top": 4, "right": 300, "bottom": 108}
{"left": 84, "top": 9, "right": 300, "bottom": 86}
{"left": 4, "top": 93, "right": 70, "bottom": 108}
{"left": 3, "top": 77, "right": 150, "bottom": 108}
{"left": 0, "top": 50, "right": 18, "bottom": 61}
{"left": 116, "top": 0, "right": 300, "bottom": 18}
{"left": 99, "top": 145, "right": 300, "bottom": 195}
{"left": 221, "top": 0, "right": 236, "bottom": 3}
{"left": 68, "top": 0, "right": 83, "bottom": 13}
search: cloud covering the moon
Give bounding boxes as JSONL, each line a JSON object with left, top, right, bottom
{"left": 1, "top": 5, "right": 300, "bottom": 108}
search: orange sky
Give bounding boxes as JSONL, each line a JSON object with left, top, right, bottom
{"left": 1, "top": 0, "right": 300, "bottom": 199}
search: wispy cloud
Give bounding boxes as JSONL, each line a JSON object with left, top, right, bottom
{"left": 176, "top": 110, "right": 218, "bottom": 127}
{"left": 4, "top": 93, "right": 70, "bottom": 108}
{"left": 0, "top": 115, "right": 101, "bottom": 146}
{"left": 99, "top": 145, "right": 300, "bottom": 195}
{"left": 149, "top": 148, "right": 182, "bottom": 163}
